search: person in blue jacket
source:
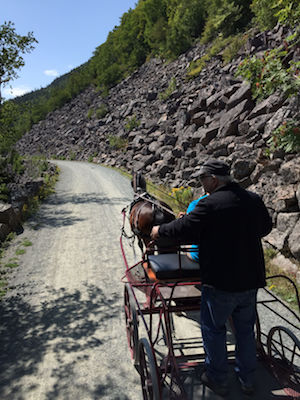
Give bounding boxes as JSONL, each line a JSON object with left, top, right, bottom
{"left": 151, "top": 159, "right": 272, "bottom": 396}
{"left": 185, "top": 194, "right": 208, "bottom": 262}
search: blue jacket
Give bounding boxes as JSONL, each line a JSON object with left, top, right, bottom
{"left": 186, "top": 195, "right": 208, "bottom": 261}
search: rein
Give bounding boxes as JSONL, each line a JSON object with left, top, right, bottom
{"left": 135, "top": 193, "right": 176, "bottom": 218}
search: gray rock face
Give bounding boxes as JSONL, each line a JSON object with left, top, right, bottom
{"left": 0, "top": 202, "right": 24, "bottom": 237}
{"left": 16, "top": 25, "right": 300, "bottom": 266}
{"left": 289, "top": 219, "right": 300, "bottom": 259}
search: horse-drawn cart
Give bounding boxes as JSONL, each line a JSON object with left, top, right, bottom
{"left": 120, "top": 203, "right": 300, "bottom": 399}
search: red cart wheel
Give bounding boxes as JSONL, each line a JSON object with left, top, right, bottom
{"left": 124, "top": 283, "right": 139, "bottom": 366}
{"left": 139, "top": 338, "right": 162, "bottom": 400}
{"left": 267, "top": 325, "right": 300, "bottom": 388}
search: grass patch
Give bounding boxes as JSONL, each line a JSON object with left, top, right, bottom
{"left": 0, "top": 279, "right": 7, "bottom": 298}
{"left": 264, "top": 248, "right": 300, "bottom": 312}
{"left": 15, "top": 248, "right": 26, "bottom": 256}
{"left": 22, "top": 239, "right": 32, "bottom": 247}
{"left": 4, "top": 262, "right": 18, "bottom": 269}
{"left": 187, "top": 33, "right": 247, "bottom": 78}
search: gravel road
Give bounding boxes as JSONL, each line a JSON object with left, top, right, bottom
{"left": 0, "top": 160, "right": 298, "bottom": 400}
{"left": 0, "top": 161, "right": 141, "bottom": 400}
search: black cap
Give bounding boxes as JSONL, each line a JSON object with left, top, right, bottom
{"left": 196, "top": 159, "right": 230, "bottom": 177}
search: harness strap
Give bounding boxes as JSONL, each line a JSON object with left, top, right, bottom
{"left": 136, "top": 193, "right": 176, "bottom": 217}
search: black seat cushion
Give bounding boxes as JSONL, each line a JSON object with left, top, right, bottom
{"left": 148, "top": 253, "right": 201, "bottom": 279}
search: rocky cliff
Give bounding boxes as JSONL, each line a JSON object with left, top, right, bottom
{"left": 16, "top": 24, "right": 300, "bottom": 276}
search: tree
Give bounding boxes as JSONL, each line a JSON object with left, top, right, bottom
{"left": 0, "top": 21, "right": 38, "bottom": 104}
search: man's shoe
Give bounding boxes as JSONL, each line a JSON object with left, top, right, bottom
{"left": 201, "top": 371, "right": 229, "bottom": 396}
{"left": 238, "top": 378, "right": 254, "bottom": 396}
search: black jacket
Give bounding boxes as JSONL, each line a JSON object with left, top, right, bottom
{"left": 159, "top": 182, "right": 273, "bottom": 292}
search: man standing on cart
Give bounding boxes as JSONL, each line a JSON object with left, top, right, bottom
{"left": 151, "top": 159, "right": 273, "bottom": 396}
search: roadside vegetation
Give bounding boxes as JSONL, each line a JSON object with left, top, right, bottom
{"left": 0, "top": 160, "right": 59, "bottom": 299}
{"left": 264, "top": 247, "right": 300, "bottom": 312}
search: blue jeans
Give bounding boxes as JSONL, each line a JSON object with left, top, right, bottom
{"left": 200, "top": 286, "right": 257, "bottom": 385}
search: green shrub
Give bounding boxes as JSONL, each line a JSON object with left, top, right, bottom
{"left": 125, "top": 115, "right": 140, "bottom": 132}
{"left": 268, "top": 120, "right": 300, "bottom": 154}
{"left": 251, "top": 0, "right": 300, "bottom": 30}
{"left": 236, "top": 47, "right": 300, "bottom": 101}
{"left": 200, "top": 0, "right": 250, "bottom": 44}
{"left": 108, "top": 135, "right": 128, "bottom": 150}
{"left": 69, "top": 151, "right": 76, "bottom": 161}
{"left": 159, "top": 77, "right": 177, "bottom": 100}
{"left": 95, "top": 104, "right": 108, "bottom": 119}
{"left": 25, "top": 155, "right": 49, "bottom": 179}
{"left": 87, "top": 108, "right": 94, "bottom": 119}
{"left": 251, "top": 0, "right": 278, "bottom": 30}
{"left": 169, "top": 186, "right": 193, "bottom": 208}
{"left": 9, "top": 150, "right": 25, "bottom": 175}
{"left": 187, "top": 54, "right": 210, "bottom": 78}
{"left": 0, "top": 183, "right": 9, "bottom": 201}
{"left": 88, "top": 152, "right": 98, "bottom": 162}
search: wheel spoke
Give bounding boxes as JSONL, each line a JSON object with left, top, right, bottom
{"left": 267, "top": 326, "right": 300, "bottom": 388}
{"left": 278, "top": 330, "right": 285, "bottom": 360}
{"left": 290, "top": 342, "right": 296, "bottom": 366}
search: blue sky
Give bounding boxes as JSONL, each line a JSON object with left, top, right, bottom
{"left": 1, "top": 0, "right": 138, "bottom": 100}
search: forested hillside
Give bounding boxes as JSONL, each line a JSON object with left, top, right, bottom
{"left": 1, "top": 0, "right": 299, "bottom": 153}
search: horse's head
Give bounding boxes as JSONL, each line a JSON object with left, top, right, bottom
{"left": 129, "top": 196, "right": 176, "bottom": 253}
{"left": 131, "top": 170, "right": 147, "bottom": 194}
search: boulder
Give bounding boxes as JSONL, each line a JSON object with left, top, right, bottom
{"left": 279, "top": 158, "right": 300, "bottom": 184}
{"left": 0, "top": 202, "right": 24, "bottom": 236}
{"left": 264, "top": 228, "right": 288, "bottom": 251}
{"left": 193, "top": 125, "right": 219, "bottom": 146}
{"left": 232, "top": 159, "right": 256, "bottom": 180}
{"left": 277, "top": 212, "right": 299, "bottom": 233}
{"left": 0, "top": 223, "right": 11, "bottom": 242}
{"left": 206, "top": 91, "right": 228, "bottom": 110}
{"left": 190, "top": 111, "right": 206, "bottom": 127}
{"left": 247, "top": 92, "right": 285, "bottom": 120}
{"left": 274, "top": 185, "right": 298, "bottom": 212}
{"left": 288, "top": 219, "right": 300, "bottom": 259}
{"left": 226, "top": 83, "right": 252, "bottom": 110}
{"left": 271, "top": 253, "right": 299, "bottom": 277}
{"left": 219, "top": 99, "right": 254, "bottom": 136}
{"left": 297, "top": 184, "right": 300, "bottom": 209}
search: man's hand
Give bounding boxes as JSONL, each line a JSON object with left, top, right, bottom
{"left": 177, "top": 211, "right": 186, "bottom": 218}
{"left": 151, "top": 225, "right": 160, "bottom": 240}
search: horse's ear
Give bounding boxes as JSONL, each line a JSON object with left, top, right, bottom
{"left": 140, "top": 174, "right": 146, "bottom": 191}
{"left": 131, "top": 169, "right": 135, "bottom": 189}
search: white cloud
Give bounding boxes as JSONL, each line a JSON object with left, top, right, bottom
{"left": 3, "top": 86, "right": 32, "bottom": 99}
{"left": 44, "top": 69, "right": 59, "bottom": 77}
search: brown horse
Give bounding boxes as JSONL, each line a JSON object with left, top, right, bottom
{"left": 129, "top": 171, "right": 176, "bottom": 253}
